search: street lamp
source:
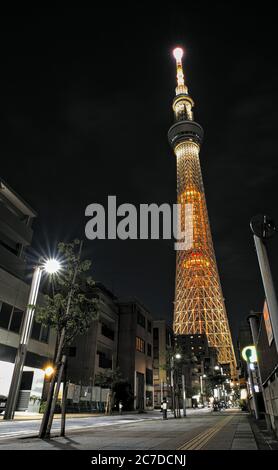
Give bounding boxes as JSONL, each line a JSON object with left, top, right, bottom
{"left": 241, "top": 346, "right": 260, "bottom": 420}
{"left": 4, "top": 258, "right": 60, "bottom": 420}
{"left": 44, "top": 365, "right": 55, "bottom": 378}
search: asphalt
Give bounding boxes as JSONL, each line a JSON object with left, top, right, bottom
{"left": 0, "top": 409, "right": 272, "bottom": 450}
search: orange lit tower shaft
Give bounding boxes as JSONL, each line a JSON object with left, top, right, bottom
{"left": 168, "top": 48, "right": 236, "bottom": 376}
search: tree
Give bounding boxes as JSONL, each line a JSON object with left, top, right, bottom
{"left": 94, "top": 368, "right": 133, "bottom": 414}
{"left": 35, "top": 240, "right": 98, "bottom": 438}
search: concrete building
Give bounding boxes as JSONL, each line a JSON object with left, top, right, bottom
{"left": 66, "top": 283, "right": 119, "bottom": 410}
{"left": 153, "top": 320, "right": 173, "bottom": 407}
{"left": 117, "top": 300, "right": 154, "bottom": 410}
{"left": 255, "top": 305, "right": 278, "bottom": 436}
{"left": 0, "top": 179, "right": 56, "bottom": 412}
{"left": 176, "top": 334, "right": 218, "bottom": 403}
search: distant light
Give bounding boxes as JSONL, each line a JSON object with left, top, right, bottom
{"left": 44, "top": 258, "right": 61, "bottom": 274}
{"left": 175, "top": 353, "right": 182, "bottom": 359}
{"left": 44, "top": 365, "right": 54, "bottom": 377}
{"left": 240, "top": 388, "right": 247, "bottom": 400}
{"left": 173, "top": 47, "right": 184, "bottom": 61}
{"left": 214, "top": 365, "right": 220, "bottom": 370}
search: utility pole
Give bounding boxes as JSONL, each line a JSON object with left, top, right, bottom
{"left": 250, "top": 214, "right": 278, "bottom": 353}
{"left": 182, "top": 374, "right": 186, "bottom": 417}
{"left": 170, "top": 356, "right": 176, "bottom": 418}
{"left": 246, "top": 351, "right": 260, "bottom": 420}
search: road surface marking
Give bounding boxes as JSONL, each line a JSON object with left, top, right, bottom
{"left": 177, "top": 415, "right": 234, "bottom": 450}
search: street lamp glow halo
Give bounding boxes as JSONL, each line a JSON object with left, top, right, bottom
{"left": 44, "top": 365, "right": 55, "bottom": 377}
{"left": 175, "top": 353, "right": 182, "bottom": 359}
{"left": 43, "top": 258, "right": 61, "bottom": 274}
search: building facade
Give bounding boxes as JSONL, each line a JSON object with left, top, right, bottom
{"left": 153, "top": 320, "right": 173, "bottom": 407}
{"left": 167, "top": 49, "right": 236, "bottom": 377}
{"left": 177, "top": 334, "right": 218, "bottom": 404}
{"left": 255, "top": 306, "right": 278, "bottom": 436}
{"left": 0, "top": 179, "right": 56, "bottom": 412}
{"left": 117, "top": 300, "right": 154, "bottom": 410}
{"left": 66, "top": 283, "right": 119, "bottom": 410}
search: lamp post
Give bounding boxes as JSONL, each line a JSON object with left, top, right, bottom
{"left": 200, "top": 374, "right": 206, "bottom": 405}
{"left": 170, "top": 352, "right": 181, "bottom": 418}
{"left": 242, "top": 346, "right": 260, "bottom": 420}
{"left": 4, "top": 259, "right": 60, "bottom": 420}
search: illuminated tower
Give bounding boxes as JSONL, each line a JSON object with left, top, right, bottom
{"left": 168, "top": 48, "right": 236, "bottom": 376}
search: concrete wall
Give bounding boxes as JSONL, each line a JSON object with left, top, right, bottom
{"left": 263, "top": 376, "right": 278, "bottom": 437}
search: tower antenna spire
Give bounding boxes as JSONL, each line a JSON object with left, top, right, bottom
{"left": 173, "top": 47, "right": 188, "bottom": 95}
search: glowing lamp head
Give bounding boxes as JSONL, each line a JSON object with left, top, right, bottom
{"left": 175, "top": 353, "right": 182, "bottom": 359}
{"left": 44, "top": 258, "right": 61, "bottom": 274}
{"left": 44, "top": 365, "right": 54, "bottom": 377}
{"left": 173, "top": 47, "right": 184, "bottom": 62}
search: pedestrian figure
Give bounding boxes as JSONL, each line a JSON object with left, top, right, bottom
{"left": 162, "top": 397, "right": 167, "bottom": 420}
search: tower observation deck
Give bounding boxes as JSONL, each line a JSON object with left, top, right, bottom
{"left": 168, "top": 48, "right": 237, "bottom": 377}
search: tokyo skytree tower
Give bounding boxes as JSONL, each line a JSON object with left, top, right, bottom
{"left": 168, "top": 47, "right": 236, "bottom": 376}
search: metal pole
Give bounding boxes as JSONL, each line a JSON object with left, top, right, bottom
{"left": 247, "top": 360, "right": 260, "bottom": 420}
{"left": 170, "top": 356, "right": 176, "bottom": 418}
{"left": 182, "top": 374, "right": 186, "bottom": 417}
{"left": 253, "top": 235, "right": 278, "bottom": 352}
{"left": 4, "top": 266, "right": 42, "bottom": 420}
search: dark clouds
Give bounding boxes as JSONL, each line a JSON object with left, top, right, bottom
{"left": 1, "top": 8, "right": 278, "bottom": 343}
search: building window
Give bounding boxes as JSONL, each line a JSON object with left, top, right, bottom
{"left": 0, "top": 302, "right": 24, "bottom": 333}
{"left": 136, "top": 336, "right": 145, "bottom": 353}
{"left": 147, "top": 320, "right": 152, "bottom": 333}
{"left": 137, "top": 311, "right": 146, "bottom": 328}
{"left": 31, "top": 321, "right": 49, "bottom": 343}
{"left": 9, "top": 307, "right": 24, "bottom": 333}
{"left": 153, "top": 327, "right": 159, "bottom": 340}
{"left": 101, "top": 322, "right": 115, "bottom": 340}
{"left": 147, "top": 343, "right": 152, "bottom": 357}
{"left": 0, "top": 302, "right": 13, "bottom": 329}
{"left": 40, "top": 325, "right": 50, "bottom": 343}
{"left": 146, "top": 368, "right": 153, "bottom": 385}
{"left": 97, "top": 350, "right": 112, "bottom": 369}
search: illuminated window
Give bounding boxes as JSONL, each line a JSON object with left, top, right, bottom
{"left": 136, "top": 336, "right": 145, "bottom": 353}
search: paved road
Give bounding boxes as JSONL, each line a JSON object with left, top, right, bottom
{"left": 0, "top": 409, "right": 258, "bottom": 450}
{"left": 0, "top": 408, "right": 209, "bottom": 440}
{"left": 0, "top": 412, "right": 164, "bottom": 440}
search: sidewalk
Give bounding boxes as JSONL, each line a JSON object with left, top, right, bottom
{"left": 0, "top": 412, "right": 103, "bottom": 421}
{"left": 0, "top": 407, "right": 208, "bottom": 422}
{"left": 202, "top": 412, "right": 278, "bottom": 450}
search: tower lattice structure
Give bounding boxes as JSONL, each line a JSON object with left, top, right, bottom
{"left": 168, "top": 48, "right": 237, "bottom": 377}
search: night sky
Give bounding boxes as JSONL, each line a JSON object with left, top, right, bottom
{"left": 1, "top": 8, "right": 278, "bottom": 345}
